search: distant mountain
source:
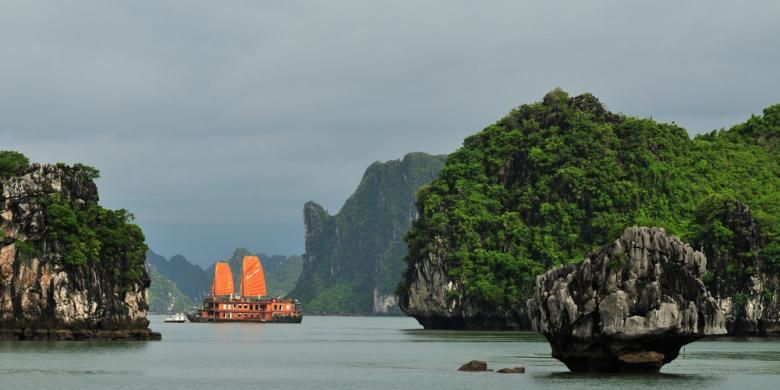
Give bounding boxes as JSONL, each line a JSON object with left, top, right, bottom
{"left": 146, "top": 250, "right": 210, "bottom": 301}
{"left": 288, "top": 152, "right": 447, "bottom": 314}
{"left": 147, "top": 263, "right": 193, "bottom": 314}
{"left": 263, "top": 254, "right": 304, "bottom": 297}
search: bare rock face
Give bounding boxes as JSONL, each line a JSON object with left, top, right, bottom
{"left": 0, "top": 164, "right": 159, "bottom": 340}
{"left": 400, "top": 234, "right": 530, "bottom": 330}
{"left": 528, "top": 227, "right": 726, "bottom": 373}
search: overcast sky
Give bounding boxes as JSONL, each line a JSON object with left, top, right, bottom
{"left": 2, "top": 1, "right": 778, "bottom": 267}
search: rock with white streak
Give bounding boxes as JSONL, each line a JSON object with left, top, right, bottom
{"left": 528, "top": 227, "right": 725, "bottom": 373}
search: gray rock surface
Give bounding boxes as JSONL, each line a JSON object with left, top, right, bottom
{"left": 457, "top": 360, "right": 488, "bottom": 372}
{"left": 496, "top": 367, "right": 525, "bottom": 374}
{"left": 0, "top": 164, "right": 159, "bottom": 340}
{"left": 528, "top": 227, "right": 726, "bottom": 373}
{"left": 400, "top": 233, "right": 530, "bottom": 330}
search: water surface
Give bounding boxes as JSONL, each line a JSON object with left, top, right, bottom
{"left": 1, "top": 316, "right": 778, "bottom": 389}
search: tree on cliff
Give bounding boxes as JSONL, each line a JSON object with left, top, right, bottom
{"left": 0, "top": 150, "right": 29, "bottom": 178}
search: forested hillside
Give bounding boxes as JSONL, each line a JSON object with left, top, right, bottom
{"left": 400, "top": 89, "right": 779, "bottom": 332}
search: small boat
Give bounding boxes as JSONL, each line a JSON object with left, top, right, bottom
{"left": 187, "top": 256, "right": 303, "bottom": 323}
{"left": 164, "top": 313, "right": 187, "bottom": 323}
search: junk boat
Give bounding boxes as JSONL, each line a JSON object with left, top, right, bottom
{"left": 164, "top": 313, "right": 187, "bottom": 323}
{"left": 187, "top": 256, "right": 303, "bottom": 323}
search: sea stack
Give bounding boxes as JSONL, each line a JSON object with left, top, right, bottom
{"left": 528, "top": 227, "right": 726, "bottom": 373}
{"left": 0, "top": 162, "right": 160, "bottom": 340}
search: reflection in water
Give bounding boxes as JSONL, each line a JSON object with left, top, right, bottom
{"left": 403, "top": 329, "right": 545, "bottom": 343}
{"left": 535, "top": 372, "right": 723, "bottom": 389}
{"left": 0, "top": 340, "right": 149, "bottom": 354}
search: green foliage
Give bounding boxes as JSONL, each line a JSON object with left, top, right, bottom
{"left": 304, "top": 283, "right": 354, "bottom": 313}
{"left": 289, "top": 153, "right": 447, "bottom": 313}
{"left": 0, "top": 150, "right": 29, "bottom": 178}
{"left": 73, "top": 163, "right": 101, "bottom": 180}
{"left": 267, "top": 254, "right": 303, "bottom": 297}
{"left": 147, "top": 264, "right": 194, "bottom": 314}
{"left": 14, "top": 240, "right": 35, "bottom": 257}
{"left": 402, "top": 91, "right": 780, "bottom": 312}
{"left": 608, "top": 253, "right": 626, "bottom": 273}
{"left": 147, "top": 251, "right": 211, "bottom": 301}
{"left": 44, "top": 193, "right": 147, "bottom": 288}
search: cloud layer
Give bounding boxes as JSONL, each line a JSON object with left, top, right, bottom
{"left": 2, "top": 1, "right": 778, "bottom": 266}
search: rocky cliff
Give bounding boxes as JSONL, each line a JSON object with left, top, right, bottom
{"left": 691, "top": 197, "right": 780, "bottom": 335}
{"left": 528, "top": 227, "right": 726, "bottom": 373}
{"left": 0, "top": 161, "right": 159, "bottom": 340}
{"left": 399, "top": 90, "right": 779, "bottom": 331}
{"left": 289, "top": 152, "right": 446, "bottom": 314}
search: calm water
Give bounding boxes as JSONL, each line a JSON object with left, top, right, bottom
{"left": 1, "top": 316, "right": 779, "bottom": 389}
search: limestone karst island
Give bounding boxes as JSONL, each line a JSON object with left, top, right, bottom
{"left": 1, "top": 2, "right": 779, "bottom": 390}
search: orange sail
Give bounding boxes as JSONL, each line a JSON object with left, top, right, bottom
{"left": 240, "top": 256, "right": 267, "bottom": 297}
{"left": 212, "top": 262, "right": 235, "bottom": 296}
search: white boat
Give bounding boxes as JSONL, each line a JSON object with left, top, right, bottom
{"left": 164, "top": 313, "right": 187, "bottom": 323}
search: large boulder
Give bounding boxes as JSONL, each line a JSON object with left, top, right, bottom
{"left": 528, "top": 227, "right": 726, "bottom": 373}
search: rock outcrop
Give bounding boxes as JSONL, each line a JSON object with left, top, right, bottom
{"left": 398, "top": 91, "right": 779, "bottom": 332}
{"left": 399, "top": 231, "right": 530, "bottom": 329}
{"left": 528, "top": 227, "right": 726, "bottom": 373}
{"left": 691, "top": 198, "right": 780, "bottom": 336}
{"left": 0, "top": 163, "right": 159, "bottom": 340}
{"left": 496, "top": 367, "right": 525, "bottom": 374}
{"left": 289, "top": 153, "right": 446, "bottom": 314}
{"left": 457, "top": 360, "right": 488, "bottom": 372}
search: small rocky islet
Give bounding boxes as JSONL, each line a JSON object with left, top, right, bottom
{"left": 0, "top": 158, "right": 159, "bottom": 340}
{"left": 400, "top": 89, "right": 779, "bottom": 338}
{"left": 529, "top": 227, "right": 726, "bottom": 373}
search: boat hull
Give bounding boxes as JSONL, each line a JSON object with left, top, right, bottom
{"left": 187, "top": 296, "right": 303, "bottom": 324}
{"left": 186, "top": 313, "right": 302, "bottom": 324}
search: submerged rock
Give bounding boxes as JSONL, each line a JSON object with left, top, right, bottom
{"left": 458, "top": 360, "right": 488, "bottom": 372}
{"left": 528, "top": 227, "right": 726, "bottom": 373}
{"left": 496, "top": 367, "right": 525, "bottom": 374}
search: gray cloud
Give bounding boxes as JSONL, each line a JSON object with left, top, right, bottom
{"left": 2, "top": 0, "right": 778, "bottom": 266}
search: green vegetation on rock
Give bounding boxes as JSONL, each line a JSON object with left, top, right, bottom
{"left": 0, "top": 150, "right": 29, "bottom": 178}
{"left": 290, "top": 152, "right": 447, "bottom": 314}
{"left": 45, "top": 192, "right": 148, "bottom": 287}
{"left": 400, "top": 89, "right": 779, "bottom": 324}
{"left": 264, "top": 254, "right": 303, "bottom": 297}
